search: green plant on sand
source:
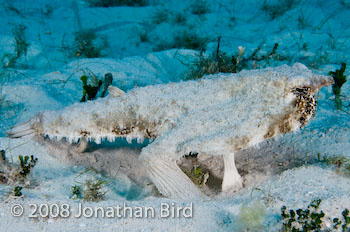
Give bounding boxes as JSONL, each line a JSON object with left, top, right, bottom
{"left": 1, "top": 24, "right": 29, "bottom": 68}
{"left": 72, "top": 30, "right": 106, "bottom": 58}
{"left": 83, "top": 179, "right": 107, "bottom": 202}
{"left": 186, "top": 37, "right": 280, "bottom": 80}
{"left": 329, "top": 63, "right": 347, "bottom": 110}
{"left": 0, "top": 150, "right": 38, "bottom": 186}
{"left": 80, "top": 71, "right": 113, "bottom": 102}
{"left": 71, "top": 185, "right": 82, "bottom": 200}
{"left": 154, "top": 30, "right": 208, "bottom": 52}
{"left": 281, "top": 198, "right": 350, "bottom": 231}
{"left": 180, "top": 153, "right": 209, "bottom": 188}
{"left": 13, "top": 186, "right": 22, "bottom": 197}
{"left": 317, "top": 153, "right": 350, "bottom": 176}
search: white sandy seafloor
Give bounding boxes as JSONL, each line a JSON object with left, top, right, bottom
{"left": 0, "top": 0, "right": 350, "bottom": 231}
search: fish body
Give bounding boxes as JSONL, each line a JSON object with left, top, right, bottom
{"left": 7, "top": 63, "right": 332, "bottom": 199}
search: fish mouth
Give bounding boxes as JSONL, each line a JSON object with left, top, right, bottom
{"left": 291, "top": 86, "right": 317, "bottom": 127}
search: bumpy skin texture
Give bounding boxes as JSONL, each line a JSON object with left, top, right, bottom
{"left": 7, "top": 63, "right": 333, "bottom": 199}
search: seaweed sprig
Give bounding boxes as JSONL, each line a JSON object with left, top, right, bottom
{"left": 329, "top": 63, "right": 347, "bottom": 109}
{"left": 13, "top": 186, "right": 22, "bottom": 197}
{"left": 83, "top": 179, "right": 107, "bottom": 202}
{"left": 186, "top": 37, "right": 282, "bottom": 80}
{"left": 281, "top": 199, "right": 325, "bottom": 231}
{"left": 0, "top": 150, "right": 38, "bottom": 186}
{"left": 1, "top": 24, "right": 29, "bottom": 68}
{"left": 281, "top": 198, "right": 350, "bottom": 231}
{"left": 80, "top": 71, "right": 113, "bottom": 102}
{"left": 18, "top": 155, "right": 38, "bottom": 178}
{"left": 71, "top": 185, "right": 82, "bottom": 200}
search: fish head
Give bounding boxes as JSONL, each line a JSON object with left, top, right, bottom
{"left": 286, "top": 63, "right": 333, "bottom": 128}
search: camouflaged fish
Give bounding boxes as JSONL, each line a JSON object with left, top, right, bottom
{"left": 7, "top": 63, "right": 332, "bottom": 199}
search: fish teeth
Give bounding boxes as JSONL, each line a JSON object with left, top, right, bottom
{"left": 95, "top": 136, "right": 102, "bottom": 144}
{"left": 107, "top": 136, "right": 115, "bottom": 142}
{"left": 126, "top": 135, "right": 132, "bottom": 144}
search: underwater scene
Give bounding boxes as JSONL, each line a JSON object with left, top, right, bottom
{"left": 0, "top": 0, "right": 350, "bottom": 231}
